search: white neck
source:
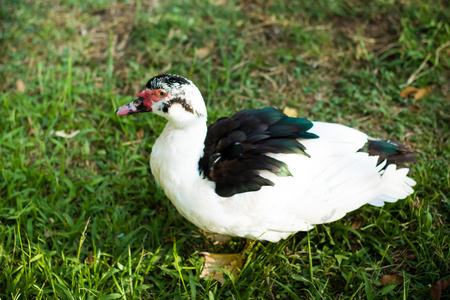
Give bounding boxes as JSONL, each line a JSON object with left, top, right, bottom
{"left": 150, "top": 117, "right": 210, "bottom": 198}
{"left": 150, "top": 117, "right": 224, "bottom": 230}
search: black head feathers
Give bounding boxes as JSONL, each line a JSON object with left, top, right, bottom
{"left": 146, "top": 74, "right": 191, "bottom": 90}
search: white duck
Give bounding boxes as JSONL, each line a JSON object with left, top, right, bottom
{"left": 116, "top": 74, "right": 415, "bottom": 278}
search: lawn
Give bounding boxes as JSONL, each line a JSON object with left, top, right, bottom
{"left": 1, "top": 0, "right": 449, "bottom": 298}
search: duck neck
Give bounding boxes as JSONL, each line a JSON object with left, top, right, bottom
{"left": 150, "top": 117, "right": 208, "bottom": 185}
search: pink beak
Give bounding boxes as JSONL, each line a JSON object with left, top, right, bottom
{"left": 116, "top": 99, "right": 151, "bottom": 116}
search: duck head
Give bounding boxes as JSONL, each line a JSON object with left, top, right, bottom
{"left": 116, "top": 74, "right": 207, "bottom": 127}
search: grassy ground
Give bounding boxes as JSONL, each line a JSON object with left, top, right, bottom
{"left": 1, "top": 0, "right": 449, "bottom": 298}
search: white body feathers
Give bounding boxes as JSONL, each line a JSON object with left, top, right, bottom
{"left": 150, "top": 118, "right": 416, "bottom": 242}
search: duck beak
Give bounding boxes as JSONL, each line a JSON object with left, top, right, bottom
{"left": 116, "top": 97, "right": 151, "bottom": 116}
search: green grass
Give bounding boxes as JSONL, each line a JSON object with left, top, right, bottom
{"left": 1, "top": 0, "right": 449, "bottom": 298}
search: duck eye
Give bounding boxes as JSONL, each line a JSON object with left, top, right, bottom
{"left": 158, "top": 90, "right": 168, "bottom": 97}
{"left": 133, "top": 98, "right": 142, "bottom": 106}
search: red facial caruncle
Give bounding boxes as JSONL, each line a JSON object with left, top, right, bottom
{"left": 136, "top": 90, "right": 153, "bottom": 110}
{"left": 137, "top": 89, "right": 169, "bottom": 110}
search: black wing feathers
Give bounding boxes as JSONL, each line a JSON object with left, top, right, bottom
{"left": 360, "top": 140, "right": 416, "bottom": 172}
{"left": 198, "top": 108, "right": 318, "bottom": 197}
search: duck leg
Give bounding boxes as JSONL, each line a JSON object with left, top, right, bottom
{"left": 199, "top": 239, "right": 255, "bottom": 284}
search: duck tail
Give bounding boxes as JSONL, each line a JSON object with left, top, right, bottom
{"left": 368, "top": 164, "right": 416, "bottom": 207}
{"left": 358, "top": 139, "right": 416, "bottom": 207}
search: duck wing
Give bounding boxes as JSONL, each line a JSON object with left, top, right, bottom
{"left": 198, "top": 108, "right": 318, "bottom": 197}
